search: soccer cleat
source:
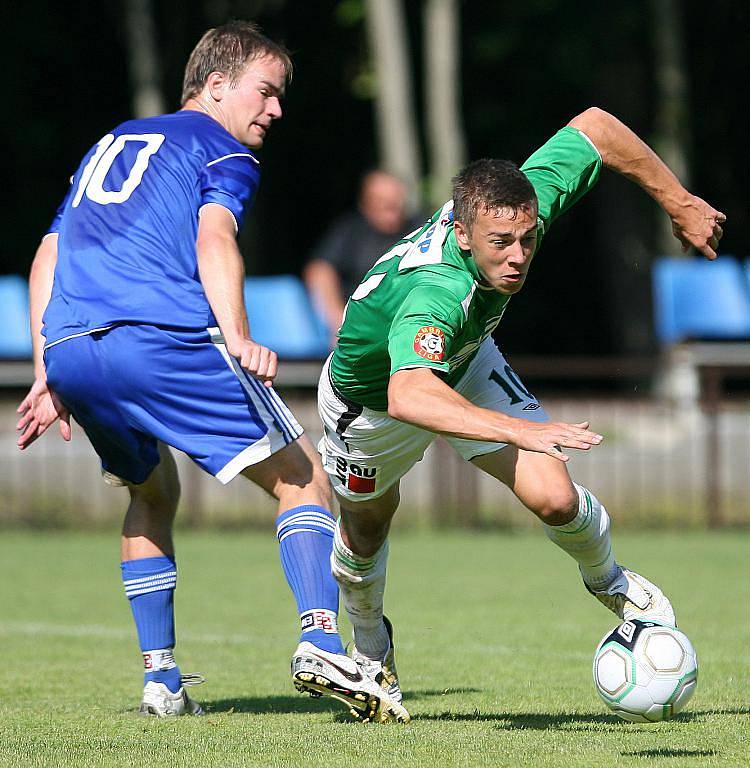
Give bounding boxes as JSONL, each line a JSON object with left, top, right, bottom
{"left": 351, "top": 615, "right": 402, "bottom": 704}
{"left": 291, "top": 641, "right": 410, "bottom": 724}
{"left": 585, "top": 566, "right": 676, "bottom": 626}
{"left": 138, "top": 674, "right": 205, "bottom": 717}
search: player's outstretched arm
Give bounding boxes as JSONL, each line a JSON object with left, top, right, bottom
{"left": 196, "top": 203, "right": 278, "bottom": 387}
{"left": 568, "top": 107, "right": 725, "bottom": 259}
{"left": 387, "top": 368, "right": 602, "bottom": 462}
{"left": 16, "top": 234, "right": 72, "bottom": 450}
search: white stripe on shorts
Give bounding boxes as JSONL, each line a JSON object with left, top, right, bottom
{"left": 207, "top": 327, "right": 302, "bottom": 445}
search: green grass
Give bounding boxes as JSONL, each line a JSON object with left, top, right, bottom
{"left": 0, "top": 531, "right": 747, "bottom": 767}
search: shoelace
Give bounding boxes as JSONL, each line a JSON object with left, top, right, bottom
{"left": 180, "top": 673, "right": 205, "bottom": 687}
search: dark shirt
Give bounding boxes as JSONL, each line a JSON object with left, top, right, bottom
{"left": 310, "top": 210, "right": 425, "bottom": 300}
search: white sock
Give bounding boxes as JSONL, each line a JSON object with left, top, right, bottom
{"left": 543, "top": 483, "right": 619, "bottom": 590}
{"left": 330, "top": 521, "right": 390, "bottom": 660}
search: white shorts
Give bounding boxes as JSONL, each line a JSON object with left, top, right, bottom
{"left": 317, "top": 337, "right": 549, "bottom": 501}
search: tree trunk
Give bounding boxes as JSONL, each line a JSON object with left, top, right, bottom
{"left": 653, "top": 0, "right": 690, "bottom": 257}
{"left": 364, "top": 0, "right": 422, "bottom": 211}
{"left": 125, "top": 0, "right": 166, "bottom": 118}
{"left": 424, "top": 0, "right": 466, "bottom": 208}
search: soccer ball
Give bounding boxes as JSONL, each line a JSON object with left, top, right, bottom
{"left": 593, "top": 619, "right": 698, "bottom": 722}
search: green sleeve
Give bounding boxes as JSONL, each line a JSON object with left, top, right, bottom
{"left": 521, "top": 126, "right": 602, "bottom": 231}
{"left": 388, "top": 282, "right": 466, "bottom": 377}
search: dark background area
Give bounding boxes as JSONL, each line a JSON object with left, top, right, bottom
{"left": 3, "top": 0, "right": 747, "bottom": 357}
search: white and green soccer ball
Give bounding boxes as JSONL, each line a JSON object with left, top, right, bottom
{"left": 593, "top": 619, "right": 698, "bottom": 722}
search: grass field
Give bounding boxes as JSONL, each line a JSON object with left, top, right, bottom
{"left": 0, "top": 530, "right": 747, "bottom": 767}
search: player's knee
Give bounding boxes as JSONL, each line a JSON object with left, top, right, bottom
{"left": 129, "top": 461, "right": 181, "bottom": 519}
{"left": 534, "top": 485, "right": 579, "bottom": 525}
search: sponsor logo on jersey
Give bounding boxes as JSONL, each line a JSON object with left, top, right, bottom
{"left": 336, "top": 456, "right": 377, "bottom": 493}
{"left": 418, "top": 223, "right": 438, "bottom": 253}
{"left": 413, "top": 326, "right": 445, "bottom": 361}
{"left": 523, "top": 403, "right": 541, "bottom": 411}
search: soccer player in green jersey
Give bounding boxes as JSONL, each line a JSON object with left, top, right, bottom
{"left": 310, "top": 108, "right": 725, "bottom": 716}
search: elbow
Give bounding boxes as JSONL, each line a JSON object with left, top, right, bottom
{"left": 568, "top": 106, "right": 613, "bottom": 139}
{"left": 387, "top": 378, "right": 411, "bottom": 422}
{"left": 386, "top": 395, "right": 405, "bottom": 422}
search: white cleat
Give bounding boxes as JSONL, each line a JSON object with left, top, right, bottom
{"left": 139, "top": 674, "right": 205, "bottom": 717}
{"left": 351, "top": 616, "right": 402, "bottom": 704}
{"left": 291, "top": 641, "right": 410, "bottom": 724}
{"left": 586, "top": 566, "right": 676, "bottom": 626}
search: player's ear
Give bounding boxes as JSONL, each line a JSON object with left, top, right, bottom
{"left": 453, "top": 220, "right": 471, "bottom": 251}
{"left": 206, "top": 71, "right": 229, "bottom": 102}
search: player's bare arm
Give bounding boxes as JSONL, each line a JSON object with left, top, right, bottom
{"left": 303, "top": 259, "right": 346, "bottom": 345}
{"left": 196, "top": 202, "right": 278, "bottom": 386}
{"left": 16, "top": 234, "right": 71, "bottom": 450}
{"left": 568, "top": 107, "right": 725, "bottom": 259}
{"left": 387, "top": 367, "right": 602, "bottom": 462}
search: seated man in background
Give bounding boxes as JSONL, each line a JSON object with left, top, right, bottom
{"left": 304, "top": 170, "right": 423, "bottom": 344}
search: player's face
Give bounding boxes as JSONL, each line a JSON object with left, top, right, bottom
{"left": 220, "top": 55, "right": 286, "bottom": 148}
{"left": 454, "top": 204, "right": 538, "bottom": 295}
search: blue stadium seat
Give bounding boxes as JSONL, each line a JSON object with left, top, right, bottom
{"left": 652, "top": 257, "right": 750, "bottom": 344}
{"left": 244, "top": 275, "right": 329, "bottom": 359}
{"left": 0, "top": 275, "right": 32, "bottom": 358}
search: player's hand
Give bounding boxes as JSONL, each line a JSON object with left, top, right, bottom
{"left": 513, "top": 420, "right": 603, "bottom": 462}
{"left": 16, "top": 377, "right": 71, "bottom": 450}
{"left": 229, "top": 338, "right": 278, "bottom": 387}
{"left": 669, "top": 195, "right": 726, "bottom": 260}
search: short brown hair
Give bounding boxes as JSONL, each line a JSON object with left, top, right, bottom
{"left": 452, "top": 159, "right": 537, "bottom": 233}
{"left": 181, "top": 21, "right": 293, "bottom": 105}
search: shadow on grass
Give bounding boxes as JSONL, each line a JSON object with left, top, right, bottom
{"left": 414, "top": 708, "right": 750, "bottom": 730}
{"left": 205, "top": 695, "right": 342, "bottom": 715}
{"left": 407, "top": 688, "right": 482, "bottom": 700}
{"left": 203, "top": 688, "right": 482, "bottom": 717}
{"left": 622, "top": 749, "right": 718, "bottom": 758}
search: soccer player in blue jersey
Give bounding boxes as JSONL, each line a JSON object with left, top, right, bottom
{"left": 15, "top": 21, "right": 408, "bottom": 723}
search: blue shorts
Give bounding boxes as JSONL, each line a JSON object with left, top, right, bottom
{"left": 44, "top": 324, "right": 303, "bottom": 485}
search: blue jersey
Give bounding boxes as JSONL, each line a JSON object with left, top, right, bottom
{"left": 43, "top": 111, "right": 260, "bottom": 346}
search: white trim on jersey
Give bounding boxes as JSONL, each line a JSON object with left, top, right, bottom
{"left": 206, "top": 152, "right": 259, "bottom": 167}
{"left": 460, "top": 282, "right": 478, "bottom": 320}
{"left": 571, "top": 127, "right": 603, "bottom": 161}
{"left": 43, "top": 325, "right": 115, "bottom": 351}
{"left": 198, "top": 202, "right": 239, "bottom": 234}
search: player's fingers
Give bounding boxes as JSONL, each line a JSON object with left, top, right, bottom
{"left": 16, "top": 410, "right": 33, "bottom": 432}
{"left": 545, "top": 444, "right": 569, "bottom": 462}
{"left": 714, "top": 223, "right": 723, "bottom": 240}
{"left": 572, "top": 421, "right": 590, "bottom": 429}
{"left": 241, "top": 346, "right": 260, "bottom": 374}
{"left": 17, "top": 421, "right": 40, "bottom": 449}
{"left": 265, "top": 351, "right": 278, "bottom": 382}
{"left": 715, "top": 210, "right": 727, "bottom": 224}
{"left": 16, "top": 397, "right": 31, "bottom": 414}
{"left": 59, "top": 408, "right": 72, "bottom": 441}
{"left": 698, "top": 242, "right": 717, "bottom": 261}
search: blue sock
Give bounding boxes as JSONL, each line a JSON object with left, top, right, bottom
{"left": 121, "top": 555, "right": 182, "bottom": 693}
{"left": 277, "top": 505, "right": 346, "bottom": 654}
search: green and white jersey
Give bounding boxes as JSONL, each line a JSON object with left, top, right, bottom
{"left": 329, "top": 126, "right": 601, "bottom": 411}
